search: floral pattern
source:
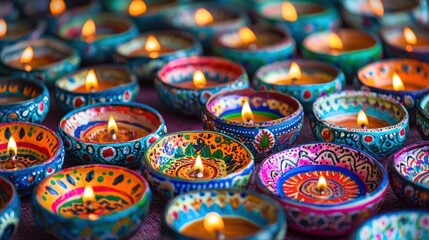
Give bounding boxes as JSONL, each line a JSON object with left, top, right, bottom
{"left": 254, "top": 129, "right": 275, "bottom": 153}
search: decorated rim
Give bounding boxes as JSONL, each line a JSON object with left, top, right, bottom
{"left": 357, "top": 59, "right": 429, "bottom": 94}
{"left": 21, "top": 0, "right": 98, "bottom": 17}
{"left": 143, "top": 130, "right": 254, "bottom": 183}
{"left": 157, "top": 56, "right": 246, "bottom": 90}
{"left": 342, "top": 0, "right": 420, "bottom": 16}
{"left": 0, "top": 122, "right": 63, "bottom": 172}
{"left": 258, "top": 0, "right": 330, "bottom": 20}
{"left": 257, "top": 142, "right": 388, "bottom": 208}
{"left": 205, "top": 88, "right": 303, "bottom": 128}
{"left": 419, "top": 94, "right": 429, "bottom": 120}
{"left": 0, "top": 77, "right": 48, "bottom": 107}
{"left": 0, "top": 20, "right": 44, "bottom": 41}
{"left": 33, "top": 164, "right": 151, "bottom": 221}
{"left": 127, "top": 0, "right": 177, "bottom": 15}
{"left": 59, "top": 102, "right": 165, "bottom": 145}
{"left": 0, "top": 175, "right": 16, "bottom": 213}
{"left": 163, "top": 189, "right": 286, "bottom": 239}
{"left": 312, "top": 91, "right": 408, "bottom": 133}
{"left": 379, "top": 26, "right": 429, "bottom": 53}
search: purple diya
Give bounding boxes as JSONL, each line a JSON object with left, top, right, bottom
{"left": 0, "top": 20, "right": 45, "bottom": 50}
{"left": 0, "top": 122, "right": 65, "bottom": 196}
{"left": 388, "top": 141, "right": 429, "bottom": 208}
{"left": 202, "top": 89, "right": 304, "bottom": 160}
{"left": 257, "top": 142, "right": 388, "bottom": 237}
{"left": 0, "top": 176, "right": 20, "bottom": 240}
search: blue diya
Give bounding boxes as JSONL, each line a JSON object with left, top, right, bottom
{"left": 417, "top": 94, "right": 429, "bottom": 139}
{"left": 257, "top": 142, "right": 388, "bottom": 236}
{"left": 155, "top": 56, "right": 249, "bottom": 116}
{"left": 388, "top": 142, "right": 429, "bottom": 208}
{"left": 142, "top": 131, "right": 254, "bottom": 199}
{"left": 54, "top": 65, "right": 139, "bottom": 112}
{"left": 253, "top": 59, "right": 345, "bottom": 111}
{"left": 0, "top": 38, "right": 81, "bottom": 85}
{"left": 0, "top": 20, "right": 45, "bottom": 50}
{"left": 32, "top": 164, "right": 152, "bottom": 240}
{"left": 213, "top": 25, "right": 296, "bottom": 77}
{"left": 352, "top": 210, "right": 429, "bottom": 240}
{"left": 0, "top": 122, "right": 65, "bottom": 196}
{"left": 0, "top": 176, "right": 20, "bottom": 240}
{"left": 255, "top": 0, "right": 340, "bottom": 43}
{"left": 202, "top": 89, "right": 304, "bottom": 160}
{"left": 58, "top": 102, "right": 167, "bottom": 168}
{"left": 162, "top": 190, "right": 286, "bottom": 239}
{"left": 0, "top": 77, "right": 49, "bottom": 123}
{"left": 115, "top": 31, "right": 203, "bottom": 84}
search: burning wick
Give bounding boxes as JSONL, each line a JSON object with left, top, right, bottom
{"left": 107, "top": 115, "right": 118, "bottom": 141}
{"left": 357, "top": 110, "right": 369, "bottom": 129}
{"left": 83, "top": 185, "right": 96, "bottom": 214}
{"left": 241, "top": 100, "right": 254, "bottom": 124}
{"left": 204, "top": 212, "right": 225, "bottom": 240}
{"left": 194, "top": 155, "right": 204, "bottom": 178}
{"left": 7, "top": 136, "right": 17, "bottom": 169}
{"left": 317, "top": 175, "right": 327, "bottom": 195}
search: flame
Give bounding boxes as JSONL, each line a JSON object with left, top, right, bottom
{"left": 82, "top": 185, "right": 96, "bottom": 203}
{"left": 20, "top": 46, "right": 33, "bottom": 64}
{"left": 194, "top": 154, "right": 204, "bottom": 172}
{"left": 194, "top": 8, "right": 214, "bottom": 26}
{"left": 107, "top": 115, "right": 118, "bottom": 135}
{"left": 85, "top": 69, "right": 99, "bottom": 91}
{"left": 129, "top": 0, "right": 147, "bottom": 17}
{"left": 204, "top": 212, "right": 224, "bottom": 235}
{"left": 7, "top": 136, "right": 17, "bottom": 156}
{"left": 404, "top": 27, "right": 417, "bottom": 52}
{"left": 282, "top": 1, "right": 298, "bottom": 22}
{"left": 193, "top": 70, "right": 207, "bottom": 89}
{"left": 317, "top": 176, "right": 327, "bottom": 191}
{"left": 241, "top": 100, "right": 254, "bottom": 123}
{"left": 82, "top": 19, "right": 96, "bottom": 43}
{"left": 145, "top": 35, "right": 161, "bottom": 58}
{"left": 357, "top": 110, "right": 369, "bottom": 128}
{"left": 238, "top": 27, "right": 257, "bottom": 45}
{"left": 329, "top": 32, "right": 343, "bottom": 53}
{"left": 0, "top": 19, "right": 6, "bottom": 38}
{"left": 369, "top": 0, "right": 384, "bottom": 17}
{"left": 288, "top": 62, "right": 301, "bottom": 82}
{"left": 392, "top": 72, "right": 405, "bottom": 91}
{"left": 50, "top": 0, "right": 66, "bottom": 16}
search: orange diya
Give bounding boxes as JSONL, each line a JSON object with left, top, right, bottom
{"left": 8, "top": 45, "right": 61, "bottom": 71}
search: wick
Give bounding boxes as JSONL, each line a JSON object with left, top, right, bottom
{"left": 215, "top": 231, "right": 225, "bottom": 240}
{"left": 292, "top": 77, "right": 297, "bottom": 85}
{"left": 86, "top": 201, "right": 95, "bottom": 214}
{"left": 110, "top": 130, "right": 117, "bottom": 141}
{"left": 360, "top": 124, "right": 367, "bottom": 129}
{"left": 320, "top": 190, "right": 325, "bottom": 195}
{"left": 246, "top": 118, "right": 254, "bottom": 124}
{"left": 196, "top": 169, "right": 204, "bottom": 178}
{"left": 9, "top": 150, "right": 17, "bottom": 168}
{"left": 248, "top": 43, "right": 257, "bottom": 51}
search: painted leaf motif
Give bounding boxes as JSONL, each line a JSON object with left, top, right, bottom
{"left": 212, "top": 150, "right": 223, "bottom": 159}
{"left": 200, "top": 146, "right": 211, "bottom": 158}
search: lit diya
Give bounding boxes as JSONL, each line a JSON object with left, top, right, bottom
{"left": 58, "top": 102, "right": 167, "bottom": 168}
{"left": 311, "top": 91, "right": 409, "bottom": 159}
{"left": 32, "top": 164, "right": 152, "bottom": 239}
{"left": 0, "top": 18, "right": 45, "bottom": 50}
{"left": 0, "top": 122, "right": 65, "bottom": 196}
{"left": 54, "top": 65, "right": 139, "bottom": 112}
{"left": 213, "top": 25, "right": 295, "bottom": 76}
{"left": 142, "top": 131, "right": 254, "bottom": 198}
{"left": 155, "top": 56, "right": 249, "bottom": 116}
{"left": 257, "top": 142, "right": 388, "bottom": 236}
{"left": 0, "top": 38, "right": 80, "bottom": 85}
{"left": 253, "top": 59, "right": 345, "bottom": 111}
{"left": 115, "top": 31, "right": 202, "bottom": 83}
{"left": 162, "top": 190, "right": 286, "bottom": 239}
{"left": 256, "top": 0, "right": 340, "bottom": 43}
{"left": 0, "top": 176, "right": 20, "bottom": 240}
{"left": 127, "top": 0, "right": 178, "bottom": 32}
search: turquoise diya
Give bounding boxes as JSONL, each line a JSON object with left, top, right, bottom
{"left": 0, "top": 20, "right": 45, "bottom": 50}
{"left": 0, "top": 122, "right": 65, "bottom": 196}
{"left": 0, "top": 176, "right": 20, "bottom": 240}
{"left": 311, "top": 91, "right": 409, "bottom": 159}
{"left": 253, "top": 59, "right": 346, "bottom": 111}
{"left": 388, "top": 141, "right": 429, "bottom": 208}
{"left": 54, "top": 65, "right": 139, "bottom": 112}
{"left": 255, "top": 0, "right": 340, "bottom": 43}
{"left": 58, "top": 102, "right": 167, "bottom": 168}
{"left": 302, "top": 29, "right": 382, "bottom": 80}
{"left": 115, "top": 31, "right": 202, "bottom": 83}
{"left": 32, "top": 164, "right": 152, "bottom": 240}
{"left": 0, "top": 38, "right": 81, "bottom": 85}
{"left": 162, "top": 190, "right": 286, "bottom": 239}
{"left": 257, "top": 142, "right": 389, "bottom": 236}
{"left": 213, "top": 25, "right": 295, "bottom": 77}
{"left": 155, "top": 56, "right": 249, "bottom": 116}
{"left": 202, "top": 89, "right": 304, "bottom": 160}
{"left": 0, "top": 77, "right": 49, "bottom": 123}
{"left": 142, "top": 131, "right": 254, "bottom": 198}
{"left": 417, "top": 94, "right": 429, "bottom": 139}
{"left": 57, "top": 14, "right": 138, "bottom": 64}
{"left": 352, "top": 210, "right": 429, "bottom": 240}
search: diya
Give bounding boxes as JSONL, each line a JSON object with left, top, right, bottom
{"left": 58, "top": 102, "right": 167, "bottom": 168}
{"left": 417, "top": 94, "right": 429, "bottom": 139}
{"left": 0, "top": 122, "right": 65, "bottom": 196}
{"left": 388, "top": 141, "right": 429, "bottom": 208}
{"left": 127, "top": 0, "right": 179, "bottom": 32}
{"left": 0, "top": 38, "right": 80, "bottom": 85}
{"left": 32, "top": 164, "right": 152, "bottom": 240}
{"left": 351, "top": 210, "right": 429, "bottom": 240}
{"left": 56, "top": 14, "right": 138, "bottom": 64}
{"left": 162, "top": 190, "right": 286, "bottom": 240}
{"left": 257, "top": 142, "right": 389, "bottom": 236}
{"left": 202, "top": 88, "right": 304, "bottom": 160}
{"left": 0, "top": 176, "right": 20, "bottom": 240}
{"left": 0, "top": 77, "right": 49, "bottom": 123}
{"left": 255, "top": 0, "right": 340, "bottom": 43}
{"left": 155, "top": 56, "right": 249, "bottom": 116}
{"left": 0, "top": 19, "right": 45, "bottom": 50}
{"left": 302, "top": 29, "right": 382, "bottom": 80}
{"left": 114, "top": 31, "right": 202, "bottom": 83}
{"left": 54, "top": 65, "right": 139, "bottom": 112}
{"left": 253, "top": 59, "right": 345, "bottom": 111}
{"left": 213, "top": 25, "right": 295, "bottom": 77}
{"left": 142, "top": 131, "right": 254, "bottom": 198}
{"left": 311, "top": 91, "right": 409, "bottom": 159}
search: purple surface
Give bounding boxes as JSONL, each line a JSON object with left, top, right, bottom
{"left": 14, "top": 87, "right": 410, "bottom": 240}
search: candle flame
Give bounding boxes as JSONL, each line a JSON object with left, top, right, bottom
{"left": 82, "top": 185, "right": 96, "bottom": 203}
{"left": 0, "top": 19, "right": 6, "bottom": 38}
{"left": 82, "top": 19, "right": 96, "bottom": 43}
{"left": 369, "top": 0, "right": 384, "bottom": 17}
{"left": 194, "top": 154, "right": 204, "bottom": 172}
{"left": 392, "top": 72, "right": 405, "bottom": 91}
{"left": 404, "top": 27, "right": 417, "bottom": 52}
{"left": 238, "top": 27, "right": 257, "bottom": 45}
{"left": 85, "top": 69, "right": 99, "bottom": 91}
{"left": 145, "top": 35, "right": 161, "bottom": 58}
{"left": 129, "top": 0, "right": 147, "bottom": 16}
{"left": 193, "top": 70, "right": 207, "bottom": 89}
{"left": 288, "top": 62, "right": 301, "bottom": 82}
{"left": 317, "top": 176, "right": 327, "bottom": 191}
{"left": 282, "top": 1, "right": 298, "bottom": 22}
{"left": 357, "top": 110, "right": 369, "bottom": 128}
{"left": 329, "top": 32, "right": 343, "bottom": 53}
{"left": 20, "top": 46, "right": 33, "bottom": 64}
{"left": 194, "top": 8, "right": 214, "bottom": 26}
{"left": 7, "top": 136, "right": 17, "bottom": 156}
{"left": 204, "top": 212, "right": 224, "bottom": 235}
{"left": 241, "top": 100, "right": 254, "bottom": 123}
{"left": 50, "top": 0, "right": 66, "bottom": 16}
{"left": 107, "top": 115, "right": 118, "bottom": 135}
